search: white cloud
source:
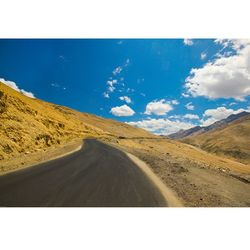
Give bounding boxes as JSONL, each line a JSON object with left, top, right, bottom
{"left": 108, "top": 85, "right": 115, "bottom": 92}
{"left": 184, "top": 114, "right": 200, "bottom": 120}
{"left": 110, "top": 104, "right": 135, "bottom": 117}
{"left": 200, "top": 52, "right": 207, "bottom": 60}
{"left": 182, "top": 93, "right": 190, "bottom": 98}
{"left": 185, "top": 39, "right": 250, "bottom": 101}
{"left": 127, "top": 118, "right": 194, "bottom": 135}
{"left": 200, "top": 106, "right": 247, "bottom": 126}
{"left": 169, "top": 115, "right": 181, "bottom": 119}
{"left": 185, "top": 102, "right": 194, "bottom": 110}
{"left": 19, "top": 89, "right": 35, "bottom": 98}
{"left": 183, "top": 39, "right": 194, "bottom": 46}
{"left": 112, "top": 66, "right": 122, "bottom": 75}
{"left": 107, "top": 79, "right": 118, "bottom": 86}
{"left": 144, "top": 99, "right": 173, "bottom": 115}
{"left": 103, "top": 79, "right": 119, "bottom": 97}
{"left": 119, "top": 96, "right": 132, "bottom": 104}
{"left": 171, "top": 99, "right": 179, "bottom": 105}
{"left": 0, "top": 77, "right": 35, "bottom": 98}
{"left": 103, "top": 92, "right": 110, "bottom": 98}
{"left": 104, "top": 59, "right": 130, "bottom": 98}
{"left": 200, "top": 117, "right": 217, "bottom": 127}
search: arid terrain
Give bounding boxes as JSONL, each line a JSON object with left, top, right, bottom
{"left": 0, "top": 81, "right": 250, "bottom": 206}
{"left": 106, "top": 138, "right": 250, "bottom": 206}
{"left": 181, "top": 114, "right": 250, "bottom": 164}
{"left": 0, "top": 82, "right": 153, "bottom": 172}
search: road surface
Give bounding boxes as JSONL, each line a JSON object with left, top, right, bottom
{"left": 0, "top": 139, "right": 167, "bottom": 207}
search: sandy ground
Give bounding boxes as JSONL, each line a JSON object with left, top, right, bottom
{"left": 0, "top": 139, "right": 83, "bottom": 175}
{"left": 105, "top": 138, "right": 250, "bottom": 207}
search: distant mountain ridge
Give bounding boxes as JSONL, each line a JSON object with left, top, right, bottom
{"left": 179, "top": 111, "right": 250, "bottom": 164}
{"left": 169, "top": 111, "right": 250, "bottom": 139}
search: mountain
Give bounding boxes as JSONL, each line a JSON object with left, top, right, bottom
{"left": 0, "top": 81, "right": 154, "bottom": 165}
{"left": 168, "top": 126, "right": 203, "bottom": 139}
{"left": 169, "top": 111, "right": 250, "bottom": 139}
{"left": 182, "top": 113, "right": 250, "bottom": 164}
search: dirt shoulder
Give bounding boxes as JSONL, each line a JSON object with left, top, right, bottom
{"left": 103, "top": 138, "right": 250, "bottom": 207}
{"left": 126, "top": 152, "right": 183, "bottom": 207}
{"left": 0, "top": 138, "right": 83, "bottom": 175}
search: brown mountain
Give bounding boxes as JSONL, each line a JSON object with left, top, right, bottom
{"left": 182, "top": 113, "right": 250, "bottom": 164}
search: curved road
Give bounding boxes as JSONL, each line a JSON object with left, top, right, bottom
{"left": 0, "top": 139, "right": 167, "bottom": 207}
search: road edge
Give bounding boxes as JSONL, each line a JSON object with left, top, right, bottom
{"left": 126, "top": 152, "right": 183, "bottom": 207}
{"left": 0, "top": 141, "right": 83, "bottom": 176}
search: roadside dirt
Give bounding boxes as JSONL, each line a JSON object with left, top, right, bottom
{"left": 105, "top": 138, "right": 250, "bottom": 207}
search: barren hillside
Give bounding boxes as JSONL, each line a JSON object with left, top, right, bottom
{"left": 182, "top": 114, "right": 250, "bottom": 164}
{"left": 0, "top": 81, "right": 153, "bottom": 171}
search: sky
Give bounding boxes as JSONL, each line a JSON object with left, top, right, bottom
{"left": 1, "top": 39, "right": 250, "bottom": 135}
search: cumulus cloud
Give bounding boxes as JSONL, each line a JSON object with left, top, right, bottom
{"left": 144, "top": 99, "right": 173, "bottom": 115}
{"left": 201, "top": 106, "right": 248, "bottom": 126}
{"left": 183, "top": 39, "right": 194, "bottom": 46}
{"left": 119, "top": 96, "right": 131, "bottom": 104}
{"left": 110, "top": 104, "right": 135, "bottom": 117}
{"left": 185, "top": 102, "right": 194, "bottom": 110}
{"left": 127, "top": 118, "right": 194, "bottom": 135}
{"left": 0, "top": 77, "right": 35, "bottom": 98}
{"left": 185, "top": 39, "right": 250, "bottom": 101}
{"left": 184, "top": 114, "right": 200, "bottom": 120}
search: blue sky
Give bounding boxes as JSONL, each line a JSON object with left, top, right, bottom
{"left": 1, "top": 39, "right": 250, "bottom": 135}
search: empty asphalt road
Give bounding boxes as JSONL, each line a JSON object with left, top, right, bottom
{"left": 0, "top": 139, "right": 167, "bottom": 207}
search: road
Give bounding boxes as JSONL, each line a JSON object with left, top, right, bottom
{"left": 0, "top": 139, "right": 167, "bottom": 207}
